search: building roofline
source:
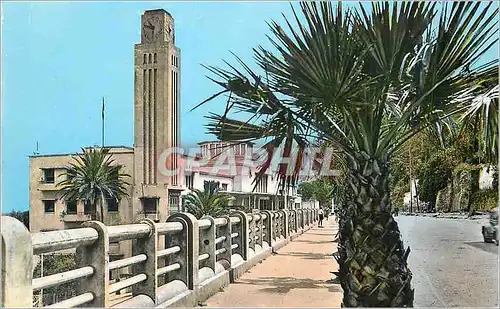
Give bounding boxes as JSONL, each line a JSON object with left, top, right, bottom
{"left": 29, "top": 146, "right": 134, "bottom": 158}
{"left": 197, "top": 140, "right": 255, "bottom": 146}
{"left": 144, "top": 9, "right": 172, "bottom": 16}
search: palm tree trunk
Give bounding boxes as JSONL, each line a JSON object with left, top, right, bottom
{"left": 96, "top": 199, "right": 104, "bottom": 222}
{"left": 340, "top": 153, "right": 413, "bottom": 307}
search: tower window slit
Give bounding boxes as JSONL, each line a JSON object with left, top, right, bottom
{"left": 143, "top": 69, "right": 147, "bottom": 183}
{"left": 148, "top": 68, "right": 153, "bottom": 184}
{"left": 153, "top": 68, "right": 157, "bottom": 184}
{"left": 148, "top": 53, "right": 152, "bottom": 64}
{"left": 154, "top": 53, "right": 157, "bottom": 63}
{"left": 143, "top": 54, "right": 147, "bottom": 64}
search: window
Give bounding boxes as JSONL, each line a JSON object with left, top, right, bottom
{"left": 106, "top": 196, "right": 119, "bottom": 212}
{"left": 143, "top": 54, "right": 147, "bottom": 64}
{"left": 43, "top": 169, "right": 55, "bottom": 183}
{"left": 169, "top": 194, "right": 180, "bottom": 214}
{"left": 154, "top": 53, "right": 157, "bottom": 63}
{"left": 66, "top": 200, "right": 77, "bottom": 214}
{"left": 221, "top": 183, "right": 228, "bottom": 191}
{"left": 148, "top": 53, "right": 152, "bottom": 63}
{"left": 256, "top": 175, "right": 268, "bottom": 193}
{"left": 185, "top": 174, "right": 193, "bottom": 189}
{"left": 142, "top": 198, "right": 158, "bottom": 214}
{"left": 84, "top": 201, "right": 92, "bottom": 214}
{"left": 43, "top": 200, "right": 55, "bottom": 213}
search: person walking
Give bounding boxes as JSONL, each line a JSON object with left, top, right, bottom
{"left": 318, "top": 208, "right": 324, "bottom": 227}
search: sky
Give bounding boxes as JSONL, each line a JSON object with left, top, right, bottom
{"left": 1, "top": 1, "right": 498, "bottom": 212}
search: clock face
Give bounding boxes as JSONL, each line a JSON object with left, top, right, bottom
{"left": 142, "top": 15, "right": 163, "bottom": 42}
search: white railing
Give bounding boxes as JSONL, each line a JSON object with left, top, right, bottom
{"left": 1, "top": 208, "right": 318, "bottom": 308}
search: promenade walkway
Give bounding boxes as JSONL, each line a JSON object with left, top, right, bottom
{"left": 205, "top": 216, "right": 342, "bottom": 307}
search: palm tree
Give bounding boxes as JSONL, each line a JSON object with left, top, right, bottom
{"left": 184, "top": 181, "right": 233, "bottom": 219}
{"left": 58, "top": 147, "right": 130, "bottom": 222}
{"left": 197, "top": 2, "right": 498, "bottom": 306}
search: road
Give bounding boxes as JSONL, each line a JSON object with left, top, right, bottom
{"left": 396, "top": 215, "right": 498, "bottom": 307}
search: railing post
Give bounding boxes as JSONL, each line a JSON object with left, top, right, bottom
{"left": 199, "top": 216, "right": 216, "bottom": 273}
{"left": 281, "top": 210, "right": 289, "bottom": 239}
{"left": 255, "top": 213, "right": 263, "bottom": 247}
{"left": 231, "top": 210, "right": 248, "bottom": 260}
{"left": 290, "top": 210, "right": 297, "bottom": 233}
{"left": 247, "top": 213, "right": 256, "bottom": 252}
{"left": 76, "top": 220, "right": 109, "bottom": 307}
{"left": 216, "top": 216, "right": 232, "bottom": 265}
{"left": 1, "top": 216, "right": 33, "bottom": 308}
{"left": 166, "top": 213, "right": 199, "bottom": 290}
{"left": 299, "top": 209, "right": 305, "bottom": 229}
{"left": 261, "top": 210, "right": 273, "bottom": 246}
{"left": 132, "top": 218, "right": 157, "bottom": 301}
{"left": 274, "top": 212, "right": 280, "bottom": 238}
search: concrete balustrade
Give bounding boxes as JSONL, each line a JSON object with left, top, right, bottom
{"left": 1, "top": 209, "right": 318, "bottom": 308}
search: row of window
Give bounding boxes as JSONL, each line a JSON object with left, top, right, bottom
{"left": 141, "top": 196, "right": 180, "bottom": 214}
{"left": 44, "top": 196, "right": 180, "bottom": 215}
{"left": 143, "top": 53, "right": 158, "bottom": 64}
{"left": 43, "top": 198, "right": 119, "bottom": 214}
{"left": 40, "top": 168, "right": 118, "bottom": 184}
{"left": 200, "top": 142, "right": 249, "bottom": 157}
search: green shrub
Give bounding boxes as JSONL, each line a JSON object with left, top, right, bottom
{"left": 33, "top": 253, "right": 77, "bottom": 305}
{"left": 418, "top": 152, "right": 453, "bottom": 210}
{"left": 470, "top": 189, "right": 498, "bottom": 212}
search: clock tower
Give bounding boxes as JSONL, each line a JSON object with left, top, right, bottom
{"left": 133, "top": 9, "right": 181, "bottom": 220}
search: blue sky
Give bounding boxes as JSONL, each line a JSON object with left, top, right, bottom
{"left": 1, "top": 2, "right": 498, "bottom": 212}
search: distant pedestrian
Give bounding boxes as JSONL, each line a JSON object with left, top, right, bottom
{"left": 318, "top": 208, "right": 324, "bottom": 227}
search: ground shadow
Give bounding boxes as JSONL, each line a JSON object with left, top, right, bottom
{"left": 234, "top": 276, "right": 342, "bottom": 294}
{"left": 293, "top": 239, "right": 335, "bottom": 245}
{"left": 304, "top": 232, "right": 337, "bottom": 236}
{"left": 275, "top": 251, "right": 332, "bottom": 260}
{"left": 464, "top": 241, "right": 498, "bottom": 254}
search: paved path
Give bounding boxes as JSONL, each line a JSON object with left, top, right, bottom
{"left": 206, "top": 216, "right": 342, "bottom": 307}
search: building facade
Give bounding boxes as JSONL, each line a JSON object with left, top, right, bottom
{"left": 180, "top": 141, "right": 301, "bottom": 212}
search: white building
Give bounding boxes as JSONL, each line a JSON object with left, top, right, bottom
{"left": 178, "top": 141, "right": 302, "bottom": 211}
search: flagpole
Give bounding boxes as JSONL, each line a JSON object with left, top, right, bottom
{"left": 102, "top": 97, "right": 105, "bottom": 148}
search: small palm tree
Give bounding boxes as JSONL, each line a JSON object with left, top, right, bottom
{"left": 184, "top": 181, "right": 232, "bottom": 219}
{"left": 57, "top": 147, "right": 130, "bottom": 222}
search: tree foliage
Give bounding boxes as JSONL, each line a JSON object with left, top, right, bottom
{"left": 298, "top": 178, "right": 333, "bottom": 208}
{"left": 184, "top": 181, "right": 232, "bottom": 219}
{"left": 417, "top": 152, "right": 453, "bottom": 209}
{"left": 33, "top": 254, "right": 76, "bottom": 306}
{"left": 57, "top": 147, "right": 130, "bottom": 221}
{"left": 3, "top": 210, "right": 29, "bottom": 228}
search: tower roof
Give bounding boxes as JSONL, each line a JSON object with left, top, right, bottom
{"left": 144, "top": 9, "right": 172, "bottom": 16}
